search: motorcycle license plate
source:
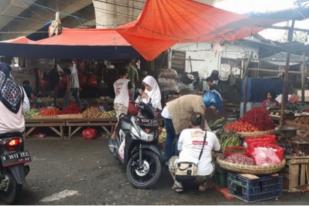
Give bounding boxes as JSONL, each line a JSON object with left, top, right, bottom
{"left": 1, "top": 151, "right": 31, "bottom": 167}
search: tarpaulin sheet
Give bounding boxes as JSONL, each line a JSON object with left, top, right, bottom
{"left": 36, "top": 28, "right": 130, "bottom": 46}
{"left": 0, "top": 28, "right": 138, "bottom": 59}
{"left": 116, "top": 0, "right": 257, "bottom": 60}
{"left": 2, "top": 0, "right": 309, "bottom": 61}
{"left": 116, "top": 0, "right": 309, "bottom": 61}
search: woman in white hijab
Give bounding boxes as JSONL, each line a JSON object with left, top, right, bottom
{"left": 136, "top": 75, "right": 162, "bottom": 111}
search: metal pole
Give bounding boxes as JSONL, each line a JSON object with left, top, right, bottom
{"left": 301, "top": 52, "right": 306, "bottom": 104}
{"left": 280, "top": 20, "right": 295, "bottom": 127}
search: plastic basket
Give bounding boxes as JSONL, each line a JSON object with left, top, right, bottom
{"left": 227, "top": 173, "right": 282, "bottom": 203}
{"left": 214, "top": 167, "right": 227, "bottom": 187}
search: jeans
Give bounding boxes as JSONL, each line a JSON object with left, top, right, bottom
{"left": 71, "top": 88, "right": 81, "bottom": 107}
{"left": 163, "top": 118, "right": 177, "bottom": 162}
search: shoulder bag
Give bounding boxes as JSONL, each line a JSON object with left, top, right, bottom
{"left": 175, "top": 131, "right": 207, "bottom": 181}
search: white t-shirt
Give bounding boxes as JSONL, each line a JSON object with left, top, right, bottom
{"left": 113, "top": 78, "right": 130, "bottom": 108}
{"left": 177, "top": 128, "right": 220, "bottom": 176}
{"left": 161, "top": 106, "right": 171, "bottom": 119}
{"left": 70, "top": 64, "right": 79, "bottom": 89}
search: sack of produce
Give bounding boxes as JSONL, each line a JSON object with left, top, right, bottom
{"left": 251, "top": 147, "right": 281, "bottom": 166}
{"left": 246, "top": 143, "right": 284, "bottom": 162}
{"left": 244, "top": 135, "right": 277, "bottom": 148}
{"left": 82, "top": 128, "right": 97, "bottom": 140}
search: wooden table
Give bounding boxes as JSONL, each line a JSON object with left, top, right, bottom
{"left": 25, "top": 118, "right": 66, "bottom": 139}
{"left": 25, "top": 118, "right": 117, "bottom": 139}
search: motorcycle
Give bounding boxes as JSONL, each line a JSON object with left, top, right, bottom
{"left": 0, "top": 132, "right": 31, "bottom": 204}
{"left": 108, "top": 102, "right": 162, "bottom": 189}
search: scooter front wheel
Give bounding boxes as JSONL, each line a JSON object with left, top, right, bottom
{"left": 126, "top": 150, "right": 161, "bottom": 189}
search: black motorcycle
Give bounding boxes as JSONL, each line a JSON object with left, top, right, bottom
{"left": 108, "top": 102, "right": 162, "bottom": 189}
{"left": 0, "top": 132, "right": 31, "bottom": 204}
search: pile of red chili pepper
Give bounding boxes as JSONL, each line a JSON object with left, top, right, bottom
{"left": 225, "top": 107, "right": 274, "bottom": 132}
{"left": 61, "top": 103, "right": 80, "bottom": 114}
{"left": 240, "top": 107, "right": 274, "bottom": 130}
{"left": 40, "top": 107, "right": 61, "bottom": 116}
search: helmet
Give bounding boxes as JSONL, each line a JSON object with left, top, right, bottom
{"left": 203, "top": 90, "right": 222, "bottom": 111}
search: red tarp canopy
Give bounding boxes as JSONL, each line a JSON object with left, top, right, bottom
{"left": 1, "top": 0, "right": 309, "bottom": 60}
{"left": 116, "top": 0, "right": 251, "bottom": 60}
{"left": 2, "top": 36, "right": 34, "bottom": 44}
{"left": 36, "top": 28, "right": 130, "bottom": 46}
{"left": 0, "top": 28, "right": 137, "bottom": 59}
{"left": 116, "top": 0, "right": 309, "bottom": 60}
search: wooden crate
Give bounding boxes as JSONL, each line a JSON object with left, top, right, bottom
{"left": 282, "top": 155, "right": 309, "bottom": 192}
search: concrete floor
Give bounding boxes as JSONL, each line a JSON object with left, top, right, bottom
{"left": 5, "top": 136, "right": 309, "bottom": 205}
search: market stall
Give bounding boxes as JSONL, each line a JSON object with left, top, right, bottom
{"left": 25, "top": 104, "right": 117, "bottom": 139}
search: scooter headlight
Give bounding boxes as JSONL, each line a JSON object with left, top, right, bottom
{"left": 139, "top": 129, "right": 155, "bottom": 142}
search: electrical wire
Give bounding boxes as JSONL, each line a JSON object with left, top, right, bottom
{"left": 0, "top": 14, "right": 46, "bottom": 24}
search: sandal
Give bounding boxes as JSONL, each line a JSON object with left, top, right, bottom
{"left": 172, "top": 183, "right": 183, "bottom": 193}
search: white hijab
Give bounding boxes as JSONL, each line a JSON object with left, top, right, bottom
{"left": 142, "top": 75, "right": 162, "bottom": 110}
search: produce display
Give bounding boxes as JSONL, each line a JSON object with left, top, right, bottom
{"left": 61, "top": 104, "right": 80, "bottom": 114}
{"left": 225, "top": 107, "right": 274, "bottom": 133}
{"left": 82, "top": 107, "right": 116, "bottom": 119}
{"left": 225, "top": 121, "right": 257, "bottom": 133}
{"left": 208, "top": 117, "right": 226, "bottom": 131}
{"left": 225, "top": 153, "right": 255, "bottom": 165}
{"left": 219, "top": 132, "right": 241, "bottom": 151}
{"left": 222, "top": 134, "right": 285, "bottom": 167}
{"left": 39, "top": 107, "right": 61, "bottom": 116}
{"left": 25, "top": 109, "right": 39, "bottom": 119}
{"left": 293, "top": 116, "right": 309, "bottom": 125}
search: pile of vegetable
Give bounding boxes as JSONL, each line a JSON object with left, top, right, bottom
{"left": 220, "top": 132, "right": 241, "bottom": 151}
{"left": 61, "top": 104, "right": 80, "bottom": 114}
{"left": 82, "top": 107, "right": 116, "bottom": 119}
{"left": 225, "top": 153, "right": 255, "bottom": 165}
{"left": 208, "top": 117, "right": 226, "bottom": 131}
{"left": 240, "top": 107, "right": 274, "bottom": 130}
{"left": 25, "top": 109, "right": 39, "bottom": 119}
{"left": 225, "top": 121, "right": 258, "bottom": 133}
{"left": 223, "top": 135, "right": 285, "bottom": 166}
{"left": 293, "top": 116, "right": 309, "bottom": 125}
{"left": 225, "top": 107, "right": 274, "bottom": 133}
{"left": 40, "top": 107, "right": 61, "bottom": 116}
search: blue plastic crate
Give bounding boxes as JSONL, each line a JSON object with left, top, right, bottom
{"left": 227, "top": 173, "right": 282, "bottom": 203}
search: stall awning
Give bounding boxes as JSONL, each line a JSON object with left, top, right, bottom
{"left": 36, "top": 28, "right": 130, "bottom": 46}
{"left": 0, "top": 28, "right": 138, "bottom": 60}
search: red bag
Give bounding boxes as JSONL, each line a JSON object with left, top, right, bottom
{"left": 244, "top": 135, "right": 277, "bottom": 148}
{"left": 82, "top": 128, "right": 97, "bottom": 140}
{"left": 127, "top": 102, "right": 138, "bottom": 115}
{"left": 246, "top": 143, "right": 284, "bottom": 161}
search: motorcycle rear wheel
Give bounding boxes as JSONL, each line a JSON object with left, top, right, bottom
{"left": 0, "top": 172, "right": 22, "bottom": 204}
{"left": 126, "top": 150, "right": 161, "bottom": 189}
